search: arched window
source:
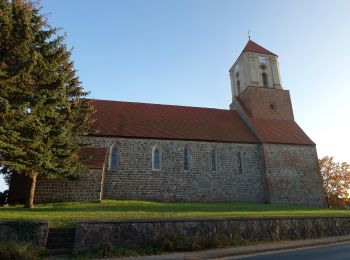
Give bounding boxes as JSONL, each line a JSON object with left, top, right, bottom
{"left": 237, "top": 80, "right": 241, "bottom": 95}
{"left": 109, "top": 147, "right": 118, "bottom": 171}
{"left": 152, "top": 146, "right": 161, "bottom": 170}
{"left": 184, "top": 147, "right": 189, "bottom": 171}
{"left": 262, "top": 73, "right": 268, "bottom": 87}
{"left": 211, "top": 149, "right": 218, "bottom": 172}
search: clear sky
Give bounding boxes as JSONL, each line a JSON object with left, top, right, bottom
{"left": 1, "top": 0, "right": 350, "bottom": 191}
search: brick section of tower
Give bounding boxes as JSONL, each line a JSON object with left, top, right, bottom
{"left": 233, "top": 86, "right": 326, "bottom": 207}
{"left": 238, "top": 86, "right": 294, "bottom": 121}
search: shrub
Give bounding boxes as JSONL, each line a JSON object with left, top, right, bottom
{"left": 328, "top": 194, "right": 348, "bottom": 209}
{"left": 0, "top": 241, "right": 43, "bottom": 260}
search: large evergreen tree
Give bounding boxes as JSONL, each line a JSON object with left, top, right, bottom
{"left": 0, "top": 0, "right": 93, "bottom": 208}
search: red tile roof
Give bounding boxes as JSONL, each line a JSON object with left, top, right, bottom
{"left": 250, "top": 118, "right": 315, "bottom": 145}
{"left": 242, "top": 40, "right": 277, "bottom": 56}
{"left": 89, "top": 99, "right": 259, "bottom": 143}
{"left": 79, "top": 147, "right": 107, "bottom": 169}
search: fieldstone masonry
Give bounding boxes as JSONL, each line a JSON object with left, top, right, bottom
{"left": 0, "top": 221, "right": 49, "bottom": 247}
{"left": 33, "top": 135, "right": 326, "bottom": 206}
{"left": 73, "top": 217, "right": 350, "bottom": 253}
{"left": 35, "top": 169, "right": 104, "bottom": 202}
{"left": 81, "top": 137, "right": 267, "bottom": 202}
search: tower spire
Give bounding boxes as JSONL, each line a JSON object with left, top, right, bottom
{"left": 248, "top": 30, "right": 251, "bottom": 40}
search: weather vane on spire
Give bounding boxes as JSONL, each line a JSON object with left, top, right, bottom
{"left": 248, "top": 30, "right": 251, "bottom": 40}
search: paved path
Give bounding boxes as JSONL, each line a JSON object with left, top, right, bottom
{"left": 225, "top": 241, "right": 350, "bottom": 259}
{"left": 105, "top": 235, "right": 350, "bottom": 260}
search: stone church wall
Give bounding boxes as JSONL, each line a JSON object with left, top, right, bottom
{"left": 82, "top": 137, "right": 267, "bottom": 202}
{"left": 34, "top": 169, "right": 104, "bottom": 203}
{"left": 264, "top": 144, "right": 326, "bottom": 207}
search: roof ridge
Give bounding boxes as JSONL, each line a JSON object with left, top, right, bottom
{"left": 90, "top": 98, "right": 232, "bottom": 112}
{"left": 251, "top": 117, "right": 296, "bottom": 122}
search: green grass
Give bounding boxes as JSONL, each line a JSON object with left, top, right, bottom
{"left": 0, "top": 200, "right": 349, "bottom": 227}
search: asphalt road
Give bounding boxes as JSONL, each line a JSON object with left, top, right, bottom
{"left": 233, "top": 242, "right": 350, "bottom": 260}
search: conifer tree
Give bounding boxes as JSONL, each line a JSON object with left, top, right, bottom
{"left": 0, "top": 0, "right": 93, "bottom": 208}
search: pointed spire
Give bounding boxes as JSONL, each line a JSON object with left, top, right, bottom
{"left": 242, "top": 40, "right": 277, "bottom": 56}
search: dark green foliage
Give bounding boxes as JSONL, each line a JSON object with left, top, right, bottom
{"left": 0, "top": 0, "right": 93, "bottom": 207}
{"left": 0, "top": 189, "right": 8, "bottom": 205}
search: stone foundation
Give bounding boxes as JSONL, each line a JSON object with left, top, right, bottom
{"left": 0, "top": 221, "right": 49, "bottom": 247}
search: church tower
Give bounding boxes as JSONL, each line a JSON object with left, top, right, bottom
{"left": 229, "top": 40, "right": 282, "bottom": 99}
{"left": 229, "top": 40, "right": 326, "bottom": 208}
{"left": 230, "top": 40, "right": 294, "bottom": 121}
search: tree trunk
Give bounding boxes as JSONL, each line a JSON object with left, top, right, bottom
{"left": 25, "top": 174, "right": 37, "bottom": 208}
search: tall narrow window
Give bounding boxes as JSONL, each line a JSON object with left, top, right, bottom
{"left": 211, "top": 149, "right": 218, "bottom": 172}
{"left": 262, "top": 73, "right": 268, "bottom": 87}
{"left": 109, "top": 147, "right": 118, "bottom": 171}
{"left": 152, "top": 146, "right": 161, "bottom": 170}
{"left": 237, "top": 80, "right": 241, "bottom": 95}
{"left": 237, "top": 151, "right": 243, "bottom": 174}
{"left": 184, "top": 147, "right": 189, "bottom": 171}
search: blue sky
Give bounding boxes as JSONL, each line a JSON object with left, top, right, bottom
{"left": 1, "top": 0, "right": 350, "bottom": 191}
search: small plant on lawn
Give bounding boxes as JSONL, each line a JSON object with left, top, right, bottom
{"left": 74, "top": 245, "right": 160, "bottom": 259}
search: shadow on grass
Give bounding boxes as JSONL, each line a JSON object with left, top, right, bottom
{"left": 0, "top": 201, "right": 340, "bottom": 214}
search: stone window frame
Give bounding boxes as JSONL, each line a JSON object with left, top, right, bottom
{"left": 211, "top": 148, "right": 219, "bottom": 172}
{"left": 108, "top": 145, "right": 118, "bottom": 171}
{"left": 152, "top": 145, "right": 162, "bottom": 171}
{"left": 183, "top": 146, "right": 190, "bottom": 172}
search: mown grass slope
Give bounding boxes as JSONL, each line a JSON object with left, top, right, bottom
{"left": 1, "top": 200, "right": 349, "bottom": 227}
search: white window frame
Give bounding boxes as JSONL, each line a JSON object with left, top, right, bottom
{"left": 258, "top": 56, "right": 266, "bottom": 64}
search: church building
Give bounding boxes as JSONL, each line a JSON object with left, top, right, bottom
{"left": 8, "top": 40, "right": 326, "bottom": 207}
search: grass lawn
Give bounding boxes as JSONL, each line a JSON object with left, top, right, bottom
{"left": 0, "top": 200, "right": 350, "bottom": 227}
